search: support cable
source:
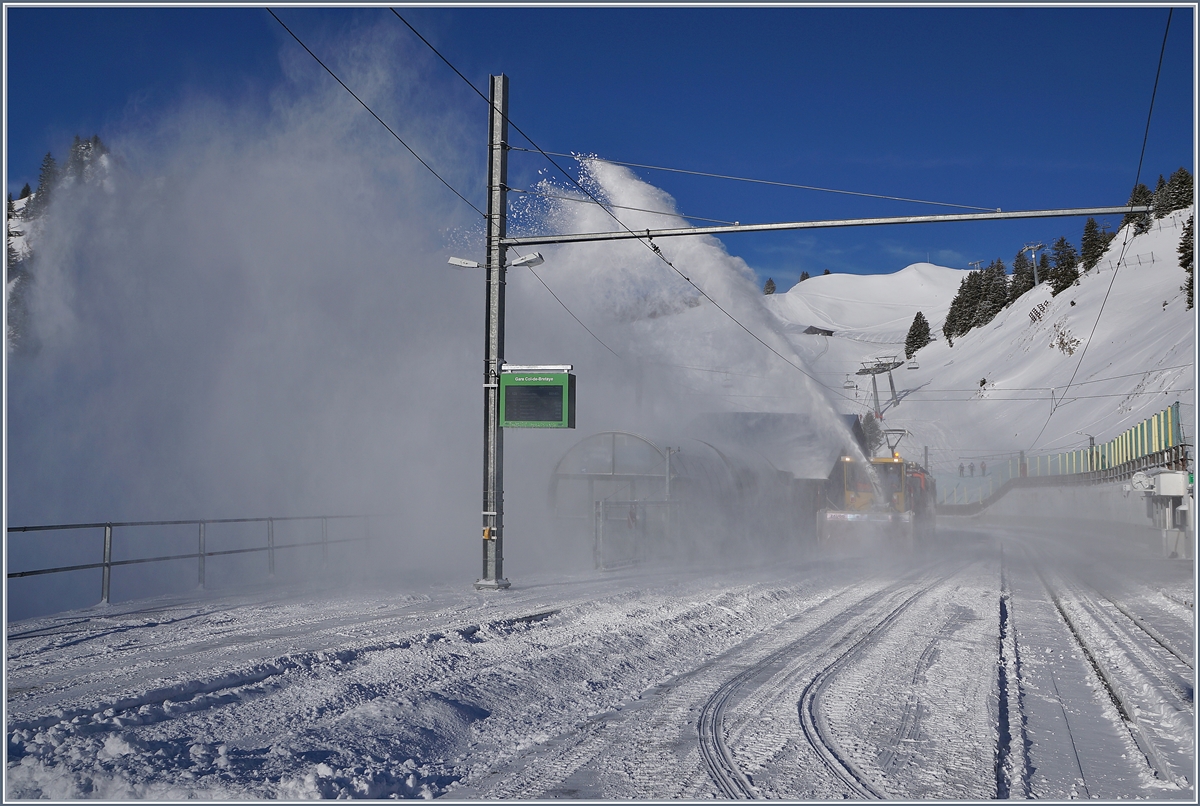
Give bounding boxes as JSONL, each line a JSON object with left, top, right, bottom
{"left": 508, "top": 147, "right": 999, "bottom": 213}
{"left": 515, "top": 250, "right": 622, "bottom": 358}
{"left": 266, "top": 8, "right": 485, "bottom": 219}
{"left": 509, "top": 187, "right": 739, "bottom": 225}
{"left": 390, "top": 8, "right": 859, "bottom": 406}
{"left": 1029, "top": 8, "right": 1174, "bottom": 451}
{"left": 271, "top": 7, "right": 618, "bottom": 365}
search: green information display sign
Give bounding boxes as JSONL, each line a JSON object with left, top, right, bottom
{"left": 500, "top": 365, "right": 575, "bottom": 428}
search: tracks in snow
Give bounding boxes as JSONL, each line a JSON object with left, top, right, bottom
{"left": 697, "top": 561, "right": 962, "bottom": 799}
{"left": 1018, "top": 543, "right": 1194, "bottom": 790}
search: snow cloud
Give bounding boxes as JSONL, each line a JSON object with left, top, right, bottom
{"left": 8, "top": 19, "right": 859, "bottom": 613}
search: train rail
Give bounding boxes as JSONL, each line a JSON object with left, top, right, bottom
{"left": 1019, "top": 543, "right": 1193, "bottom": 789}
{"left": 697, "top": 561, "right": 963, "bottom": 799}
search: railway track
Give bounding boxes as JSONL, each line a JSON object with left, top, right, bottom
{"left": 1020, "top": 544, "right": 1194, "bottom": 789}
{"left": 795, "top": 592, "right": 923, "bottom": 799}
{"left": 697, "top": 561, "right": 960, "bottom": 799}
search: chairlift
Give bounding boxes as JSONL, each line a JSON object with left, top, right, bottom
{"left": 907, "top": 359, "right": 920, "bottom": 370}
{"left": 843, "top": 375, "right": 856, "bottom": 390}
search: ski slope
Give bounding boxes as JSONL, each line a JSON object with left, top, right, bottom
{"left": 765, "top": 208, "right": 1194, "bottom": 483}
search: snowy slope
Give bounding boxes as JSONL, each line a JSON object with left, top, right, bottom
{"left": 765, "top": 209, "right": 1194, "bottom": 482}
{"left": 766, "top": 261, "right": 964, "bottom": 343}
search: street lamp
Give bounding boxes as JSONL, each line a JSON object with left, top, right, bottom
{"left": 448, "top": 252, "right": 544, "bottom": 270}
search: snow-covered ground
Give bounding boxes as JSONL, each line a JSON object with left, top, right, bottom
{"left": 4, "top": 525, "right": 1194, "bottom": 799}
{"left": 6, "top": 157, "right": 1193, "bottom": 798}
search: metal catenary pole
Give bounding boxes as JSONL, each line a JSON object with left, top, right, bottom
{"left": 478, "top": 74, "right": 511, "bottom": 589}
{"left": 467, "top": 79, "right": 1152, "bottom": 587}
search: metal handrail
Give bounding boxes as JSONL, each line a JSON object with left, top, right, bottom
{"left": 6, "top": 513, "right": 369, "bottom": 532}
{"left": 6, "top": 514, "right": 384, "bottom": 603}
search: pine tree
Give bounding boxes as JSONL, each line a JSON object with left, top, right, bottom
{"left": 1152, "top": 174, "right": 1170, "bottom": 219}
{"left": 1101, "top": 224, "right": 1116, "bottom": 250}
{"left": 1009, "top": 251, "right": 1035, "bottom": 304}
{"left": 823, "top": 269, "right": 831, "bottom": 275}
{"left": 798, "top": 271, "right": 810, "bottom": 282}
{"left": 18, "top": 183, "right": 30, "bottom": 199}
{"left": 1181, "top": 213, "right": 1194, "bottom": 310}
{"left": 1123, "top": 183, "right": 1153, "bottom": 235}
{"left": 26, "top": 152, "right": 58, "bottom": 217}
{"left": 1048, "top": 236, "right": 1079, "bottom": 295}
{"left": 66, "top": 135, "right": 85, "bottom": 183}
{"left": 904, "top": 311, "right": 932, "bottom": 359}
{"left": 861, "top": 412, "right": 884, "bottom": 456}
{"left": 1166, "top": 167, "right": 1193, "bottom": 213}
{"left": 763, "top": 277, "right": 776, "bottom": 295}
{"left": 1080, "top": 217, "right": 1105, "bottom": 272}
{"left": 973, "top": 260, "right": 1009, "bottom": 327}
{"left": 942, "top": 276, "right": 969, "bottom": 345}
{"left": 63, "top": 134, "right": 109, "bottom": 185}
{"left": 943, "top": 270, "right": 985, "bottom": 343}
{"left": 1038, "top": 252, "right": 1051, "bottom": 286}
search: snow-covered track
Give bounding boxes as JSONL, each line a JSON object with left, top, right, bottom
{"left": 1161, "top": 590, "right": 1194, "bottom": 610}
{"left": 795, "top": 587, "right": 931, "bottom": 799}
{"left": 1034, "top": 564, "right": 1192, "bottom": 788}
{"left": 693, "top": 558, "right": 967, "bottom": 799}
{"left": 1101, "top": 594, "right": 1194, "bottom": 672}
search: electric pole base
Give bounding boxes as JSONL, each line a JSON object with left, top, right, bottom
{"left": 474, "top": 578, "right": 511, "bottom": 590}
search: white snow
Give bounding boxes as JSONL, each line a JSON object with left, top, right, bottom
{"left": 765, "top": 208, "right": 1194, "bottom": 498}
{"left": 5, "top": 157, "right": 1194, "bottom": 798}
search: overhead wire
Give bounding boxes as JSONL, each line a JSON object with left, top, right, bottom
{"left": 283, "top": 7, "right": 1186, "bottom": 433}
{"left": 265, "top": 8, "right": 484, "bottom": 219}
{"left": 508, "top": 187, "right": 739, "bottom": 225}
{"left": 1028, "top": 7, "right": 1175, "bottom": 451}
{"left": 511, "top": 248, "right": 623, "bottom": 358}
{"left": 389, "top": 8, "right": 862, "bottom": 408}
{"left": 507, "top": 147, "right": 1000, "bottom": 213}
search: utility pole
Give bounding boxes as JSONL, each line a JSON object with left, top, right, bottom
{"left": 1022, "top": 242, "right": 1046, "bottom": 286}
{"left": 478, "top": 74, "right": 510, "bottom": 590}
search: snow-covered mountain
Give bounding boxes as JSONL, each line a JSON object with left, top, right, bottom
{"left": 764, "top": 208, "right": 1194, "bottom": 481}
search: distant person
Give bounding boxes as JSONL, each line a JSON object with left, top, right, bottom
{"left": 980, "top": 460, "right": 987, "bottom": 476}
{"left": 959, "top": 463, "right": 964, "bottom": 477}
{"left": 969, "top": 462, "right": 975, "bottom": 477}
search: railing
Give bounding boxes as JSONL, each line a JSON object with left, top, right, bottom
{"left": 936, "top": 402, "right": 1188, "bottom": 508}
{"left": 937, "top": 442, "right": 1190, "bottom": 517}
{"left": 6, "top": 514, "right": 381, "bottom": 605}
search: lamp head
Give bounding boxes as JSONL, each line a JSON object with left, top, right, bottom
{"left": 510, "top": 252, "right": 544, "bottom": 267}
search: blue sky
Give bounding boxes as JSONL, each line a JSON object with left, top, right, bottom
{"left": 5, "top": 4, "right": 1195, "bottom": 288}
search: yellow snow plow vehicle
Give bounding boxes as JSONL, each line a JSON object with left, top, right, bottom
{"left": 816, "top": 434, "right": 936, "bottom": 551}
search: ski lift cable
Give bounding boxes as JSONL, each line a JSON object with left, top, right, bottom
{"left": 1028, "top": 7, "right": 1174, "bottom": 451}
